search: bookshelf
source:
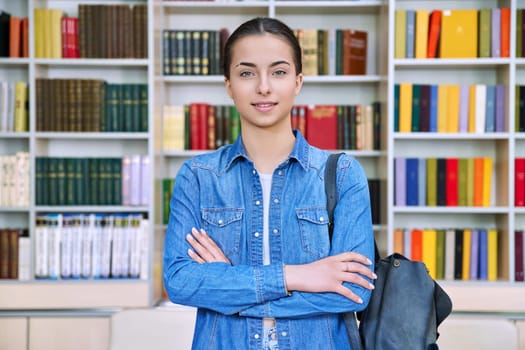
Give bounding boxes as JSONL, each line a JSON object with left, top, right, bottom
{"left": 0, "top": 0, "right": 524, "bottom": 327}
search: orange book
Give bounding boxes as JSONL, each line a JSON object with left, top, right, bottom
{"left": 21, "top": 18, "right": 28, "bottom": 58}
{"left": 411, "top": 229, "right": 423, "bottom": 262}
{"left": 482, "top": 157, "right": 493, "bottom": 207}
{"left": 9, "top": 16, "right": 21, "bottom": 57}
{"left": 500, "top": 8, "right": 510, "bottom": 58}
{"left": 393, "top": 228, "right": 404, "bottom": 254}
{"left": 473, "top": 157, "right": 484, "bottom": 206}
{"left": 427, "top": 10, "right": 442, "bottom": 58}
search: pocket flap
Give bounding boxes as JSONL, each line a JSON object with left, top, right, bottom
{"left": 202, "top": 208, "right": 243, "bottom": 227}
{"left": 296, "top": 208, "right": 329, "bottom": 225}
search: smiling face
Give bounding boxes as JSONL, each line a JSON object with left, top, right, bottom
{"left": 225, "top": 33, "right": 303, "bottom": 132}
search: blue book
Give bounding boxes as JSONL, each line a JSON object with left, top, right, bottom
{"left": 495, "top": 85, "right": 505, "bottom": 132}
{"left": 478, "top": 229, "right": 488, "bottom": 280}
{"left": 395, "top": 157, "right": 406, "bottom": 206}
{"left": 406, "top": 10, "right": 415, "bottom": 59}
{"left": 469, "top": 229, "right": 480, "bottom": 280}
{"left": 406, "top": 158, "right": 419, "bottom": 206}
{"left": 429, "top": 85, "right": 438, "bottom": 132}
{"left": 485, "top": 85, "right": 496, "bottom": 132}
{"left": 418, "top": 158, "right": 426, "bottom": 206}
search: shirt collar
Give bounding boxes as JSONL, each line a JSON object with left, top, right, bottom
{"left": 223, "top": 130, "right": 310, "bottom": 172}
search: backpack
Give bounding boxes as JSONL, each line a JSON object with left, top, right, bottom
{"left": 324, "top": 153, "right": 453, "bottom": 350}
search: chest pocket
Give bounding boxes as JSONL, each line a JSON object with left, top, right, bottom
{"left": 201, "top": 208, "right": 243, "bottom": 256}
{"left": 296, "top": 208, "right": 330, "bottom": 259}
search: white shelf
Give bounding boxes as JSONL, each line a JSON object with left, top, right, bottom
{"left": 33, "top": 58, "right": 149, "bottom": 67}
{"left": 0, "top": 207, "right": 31, "bottom": 212}
{"left": 34, "top": 206, "right": 150, "bottom": 213}
{"left": 0, "top": 132, "right": 30, "bottom": 139}
{"left": 394, "top": 57, "right": 511, "bottom": 68}
{"left": 35, "top": 132, "right": 150, "bottom": 140}
{"left": 394, "top": 132, "right": 511, "bottom": 140}
{"left": 393, "top": 206, "right": 511, "bottom": 214}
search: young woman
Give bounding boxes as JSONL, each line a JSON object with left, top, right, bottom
{"left": 163, "top": 17, "right": 376, "bottom": 350}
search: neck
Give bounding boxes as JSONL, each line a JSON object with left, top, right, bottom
{"left": 242, "top": 126, "right": 295, "bottom": 174}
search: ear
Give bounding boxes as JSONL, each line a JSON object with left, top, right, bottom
{"left": 294, "top": 73, "right": 304, "bottom": 96}
{"left": 225, "top": 78, "right": 233, "bottom": 99}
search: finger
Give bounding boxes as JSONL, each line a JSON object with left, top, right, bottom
{"left": 196, "top": 229, "right": 226, "bottom": 260}
{"left": 186, "top": 233, "right": 215, "bottom": 262}
{"left": 335, "top": 285, "right": 363, "bottom": 304}
{"left": 340, "top": 272, "right": 375, "bottom": 290}
{"left": 341, "top": 262, "right": 377, "bottom": 280}
{"left": 338, "top": 251, "right": 373, "bottom": 265}
{"left": 187, "top": 248, "right": 205, "bottom": 264}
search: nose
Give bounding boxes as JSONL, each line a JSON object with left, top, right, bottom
{"left": 256, "top": 75, "right": 271, "bottom": 95}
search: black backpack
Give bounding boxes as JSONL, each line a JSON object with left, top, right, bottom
{"left": 325, "top": 153, "right": 453, "bottom": 350}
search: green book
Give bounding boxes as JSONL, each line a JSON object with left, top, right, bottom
{"left": 394, "top": 84, "right": 400, "bottom": 132}
{"left": 104, "top": 83, "right": 120, "bottom": 132}
{"left": 111, "top": 158, "right": 122, "bottom": 205}
{"left": 230, "top": 106, "right": 241, "bottom": 144}
{"left": 436, "top": 229, "right": 446, "bottom": 280}
{"left": 184, "top": 105, "right": 190, "bottom": 150}
{"left": 335, "top": 29, "right": 343, "bottom": 75}
{"left": 163, "top": 178, "right": 174, "bottom": 225}
{"left": 65, "top": 158, "right": 76, "bottom": 205}
{"left": 55, "top": 158, "right": 66, "bottom": 206}
{"left": 131, "top": 84, "right": 141, "bottom": 132}
{"left": 88, "top": 158, "right": 99, "bottom": 205}
{"left": 466, "top": 158, "right": 475, "bottom": 206}
{"left": 426, "top": 158, "right": 437, "bottom": 206}
{"left": 411, "top": 84, "right": 421, "bottom": 132}
{"left": 458, "top": 158, "right": 468, "bottom": 206}
{"left": 77, "top": 158, "right": 89, "bottom": 206}
{"left": 35, "top": 157, "right": 44, "bottom": 205}
{"left": 139, "top": 84, "right": 148, "bottom": 132}
{"left": 478, "top": 9, "right": 491, "bottom": 58}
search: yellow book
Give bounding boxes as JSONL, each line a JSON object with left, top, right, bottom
{"left": 395, "top": 10, "right": 407, "bottom": 58}
{"left": 426, "top": 158, "right": 437, "bottom": 206}
{"left": 301, "top": 29, "right": 318, "bottom": 76}
{"left": 14, "top": 82, "right": 29, "bottom": 132}
{"left": 163, "top": 105, "right": 185, "bottom": 151}
{"left": 439, "top": 9, "right": 479, "bottom": 58}
{"left": 43, "top": 9, "right": 52, "bottom": 58}
{"left": 33, "top": 9, "right": 44, "bottom": 58}
{"left": 422, "top": 229, "right": 437, "bottom": 279}
{"left": 462, "top": 229, "right": 472, "bottom": 280}
{"left": 468, "top": 85, "right": 476, "bottom": 132}
{"left": 50, "top": 9, "right": 63, "bottom": 58}
{"left": 437, "top": 85, "right": 448, "bottom": 132}
{"left": 482, "top": 157, "right": 493, "bottom": 207}
{"left": 415, "top": 10, "right": 429, "bottom": 59}
{"left": 447, "top": 84, "right": 460, "bottom": 132}
{"left": 466, "top": 157, "right": 475, "bottom": 206}
{"left": 487, "top": 228, "right": 498, "bottom": 281}
{"left": 399, "top": 83, "right": 412, "bottom": 132}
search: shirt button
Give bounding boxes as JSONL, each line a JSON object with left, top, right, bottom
{"left": 255, "top": 200, "right": 261, "bottom": 205}
{"left": 252, "top": 170, "right": 256, "bottom": 174}
{"left": 218, "top": 219, "right": 223, "bottom": 225}
{"left": 273, "top": 198, "right": 279, "bottom": 204}
{"left": 319, "top": 216, "right": 325, "bottom": 222}
{"left": 254, "top": 334, "right": 260, "bottom": 339}
{"left": 278, "top": 170, "right": 283, "bottom": 176}
{"left": 281, "top": 331, "right": 287, "bottom": 337}
{"left": 273, "top": 228, "right": 278, "bottom": 234}
{"left": 254, "top": 232, "right": 260, "bottom": 238}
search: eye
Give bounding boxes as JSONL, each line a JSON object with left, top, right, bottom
{"left": 273, "top": 69, "right": 287, "bottom": 76}
{"left": 240, "top": 71, "right": 254, "bottom": 78}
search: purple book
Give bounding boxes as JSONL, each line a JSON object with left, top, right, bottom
{"left": 129, "top": 154, "right": 142, "bottom": 206}
{"left": 395, "top": 157, "right": 406, "bottom": 206}
{"left": 495, "top": 85, "right": 505, "bottom": 132}
{"left": 491, "top": 8, "right": 501, "bottom": 57}
{"left": 459, "top": 85, "right": 469, "bottom": 132}
{"left": 469, "top": 229, "right": 480, "bottom": 280}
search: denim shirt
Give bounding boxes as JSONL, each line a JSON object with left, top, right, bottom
{"left": 163, "top": 131, "right": 375, "bottom": 350}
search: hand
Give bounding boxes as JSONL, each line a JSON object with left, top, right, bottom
{"left": 186, "top": 227, "right": 231, "bottom": 265}
{"left": 284, "top": 252, "right": 376, "bottom": 303}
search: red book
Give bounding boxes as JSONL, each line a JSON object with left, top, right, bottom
{"left": 411, "top": 229, "right": 423, "bottom": 262}
{"left": 446, "top": 158, "right": 458, "bottom": 206}
{"left": 427, "top": 10, "right": 442, "bottom": 58}
{"left": 21, "top": 17, "right": 28, "bottom": 57}
{"left": 516, "top": 158, "right": 525, "bottom": 206}
{"left": 297, "top": 105, "right": 307, "bottom": 137}
{"left": 61, "top": 16, "right": 69, "bottom": 58}
{"left": 291, "top": 105, "right": 299, "bottom": 131}
{"left": 9, "top": 16, "right": 21, "bottom": 57}
{"left": 189, "top": 103, "right": 200, "bottom": 150}
{"left": 500, "top": 8, "right": 510, "bottom": 57}
{"left": 305, "top": 105, "right": 338, "bottom": 150}
{"left": 69, "top": 17, "right": 79, "bottom": 58}
{"left": 515, "top": 230, "right": 524, "bottom": 282}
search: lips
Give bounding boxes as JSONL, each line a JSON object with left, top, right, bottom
{"left": 252, "top": 102, "right": 277, "bottom": 111}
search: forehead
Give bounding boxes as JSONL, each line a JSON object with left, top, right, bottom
{"left": 230, "top": 33, "right": 295, "bottom": 62}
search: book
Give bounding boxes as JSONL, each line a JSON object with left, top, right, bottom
{"left": 395, "top": 157, "right": 406, "bottom": 206}
{"left": 422, "top": 229, "right": 437, "bottom": 279}
{"left": 411, "top": 228, "right": 423, "bottom": 261}
{"left": 462, "top": 229, "right": 472, "bottom": 280}
{"left": 478, "top": 8, "right": 491, "bottom": 58}
{"left": 427, "top": 10, "right": 442, "bottom": 58}
{"left": 500, "top": 8, "right": 510, "bottom": 57}
{"left": 395, "top": 10, "right": 407, "bottom": 58}
{"left": 478, "top": 229, "right": 488, "bottom": 280}
{"left": 515, "top": 230, "right": 524, "bottom": 282}
{"left": 482, "top": 157, "right": 493, "bottom": 207}
{"left": 399, "top": 83, "right": 412, "bottom": 132}
{"left": 469, "top": 229, "right": 480, "bottom": 280}
{"left": 444, "top": 228, "right": 455, "bottom": 280}
{"left": 405, "top": 10, "right": 415, "bottom": 59}
{"left": 406, "top": 158, "right": 419, "bottom": 206}
{"left": 343, "top": 29, "right": 367, "bottom": 75}
{"left": 516, "top": 158, "right": 525, "bottom": 206}
{"left": 305, "top": 105, "right": 337, "bottom": 150}
{"left": 487, "top": 228, "right": 498, "bottom": 281}
{"left": 440, "top": 9, "right": 478, "bottom": 58}
{"left": 445, "top": 158, "right": 458, "bottom": 206}
{"left": 415, "top": 10, "right": 429, "bottom": 59}
{"left": 426, "top": 157, "right": 437, "bottom": 206}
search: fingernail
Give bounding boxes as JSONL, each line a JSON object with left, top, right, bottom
{"left": 186, "top": 234, "right": 193, "bottom": 240}
{"left": 191, "top": 227, "right": 198, "bottom": 234}
{"left": 370, "top": 283, "right": 375, "bottom": 289}
{"left": 187, "top": 248, "right": 193, "bottom": 255}
{"left": 200, "top": 228, "right": 206, "bottom": 235}
{"left": 372, "top": 273, "right": 378, "bottom": 279}
{"left": 357, "top": 297, "right": 363, "bottom": 304}
{"left": 366, "top": 258, "right": 372, "bottom": 265}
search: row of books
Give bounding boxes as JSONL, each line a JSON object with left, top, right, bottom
{"left": 395, "top": 8, "right": 510, "bottom": 59}
{"left": 34, "top": 213, "right": 149, "bottom": 280}
{"left": 0, "top": 81, "right": 29, "bottom": 132}
{"left": 34, "top": 5, "right": 147, "bottom": 59}
{"left": 294, "top": 28, "right": 367, "bottom": 76}
{"left": 36, "top": 79, "right": 148, "bottom": 132}
{"left": 395, "top": 83, "right": 505, "bottom": 133}
{"left": 0, "top": 152, "right": 30, "bottom": 208}
{"left": 0, "top": 228, "right": 28, "bottom": 280}
{"left": 394, "top": 157, "right": 493, "bottom": 207}
{"left": 160, "top": 177, "right": 381, "bottom": 225}
{"left": 0, "top": 11, "right": 28, "bottom": 57}
{"left": 35, "top": 155, "right": 150, "bottom": 207}
{"left": 393, "top": 227, "right": 499, "bottom": 281}
{"left": 516, "top": 158, "right": 525, "bottom": 207}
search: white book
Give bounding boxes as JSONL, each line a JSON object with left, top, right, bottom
{"left": 128, "top": 214, "right": 142, "bottom": 278}
{"left": 81, "top": 214, "right": 93, "bottom": 279}
{"left": 121, "top": 156, "right": 131, "bottom": 206}
{"left": 403, "top": 228, "right": 411, "bottom": 260}
{"left": 129, "top": 154, "right": 142, "bottom": 206}
{"left": 70, "top": 214, "right": 83, "bottom": 279}
{"left": 18, "top": 236, "right": 31, "bottom": 281}
{"left": 34, "top": 215, "right": 49, "bottom": 278}
{"left": 6, "top": 82, "right": 14, "bottom": 132}
{"left": 60, "top": 214, "right": 73, "bottom": 279}
{"left": 0, "top": 81, "right": 8, "bottom": 131}
{"left": 91, "top": 214, "right": 104, "bottom": 278}
{"left": 444, "top": 229, "right": 456, "bottom": 281}
{"left": 120, "top": 215, "right": 131, "bottom": 277}
{"left": 328, "top": 29, "right": 336, "bottom": 76}
{"left": 100, "top": 215, "right": 113, "bottom": 278}
{"left": 474, "top": 84, "right": 486, "bottom": 133}
{"left": 139, "top": 219, "right": 150, "bottom": 280}
{"left": 111, "top": 214, "right": 123, "bottom": 278}
{"left": 140, "top": 155, "right": 150, "bottom": 206}
{"left": 15, "top": 152, "right": 30, "bottom": 207}
{"left": 47, "top": 214, "right": 62, "bottom": 280}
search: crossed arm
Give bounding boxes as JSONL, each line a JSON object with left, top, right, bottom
{"left": 186, "top": 227, "right": 376, "bottom": 304}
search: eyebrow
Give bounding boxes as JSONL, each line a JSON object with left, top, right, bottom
{"left": 234, "top": 60, "right": 291, "bottom": 68}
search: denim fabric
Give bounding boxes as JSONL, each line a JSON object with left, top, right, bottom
{"left": 163, "top": 131, "right": 375, "bottom": 350}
